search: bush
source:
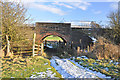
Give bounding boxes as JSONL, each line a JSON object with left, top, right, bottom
{"left": 93, "top": 37, "right": 120, "bottom": 60}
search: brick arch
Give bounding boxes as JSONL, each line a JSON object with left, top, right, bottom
{"left": 35, "top": 22, "right": 71, "bottom": 43}
{"left": 36, "top": 32, "right": 68, "bottom": 43}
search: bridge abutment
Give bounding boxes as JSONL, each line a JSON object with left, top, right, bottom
{"left": 34, "top": 22, "right": 93, "bottom": 50}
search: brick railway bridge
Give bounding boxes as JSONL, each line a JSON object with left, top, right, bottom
{"left": 34, "top": 22, "right": 95, "bottom": 49}
{"left": 35, "top": 22, "right": 71, "bottom": 43}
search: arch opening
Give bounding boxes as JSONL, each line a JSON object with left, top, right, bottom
{"left": 41, "top": 35, "right": 67, "bottom": 57}
{"left": 42, "top": 35, "right": 66, "bottom": 49}
{"left": 36, "top": 32, "right": 69, "bottom": 57}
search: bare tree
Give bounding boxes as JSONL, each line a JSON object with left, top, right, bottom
{"left": 107, "top": 2, "right": 120, "bottom": 44}
{"left": 1, "top": 0, "right": 34, "bottom": 46}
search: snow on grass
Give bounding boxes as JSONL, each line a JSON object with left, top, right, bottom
{"left": 68, "top": 56, "right": 118, "bottom": 79}
{"left": 68, "top": 58, "right": 110, "bottom": 78}
{"left": 89, "top": 36, "right": 97, "bottom": 42}
{"left": 77, "top": 56, "right": 88, "bottom": 59}
{"left": 50, "top": 56, "right": 98, "bottom": 78}
{"left": 44, "top": 63, "right": 48, "bottom": 65}
{"left": 2, "top": 56, "right": 62, "bottom": 78}
{"left": 50, "top": 57, "right": 72, "bottom": 78}
{"left": 30, "top": 70, "right": 58, "bottom": 78}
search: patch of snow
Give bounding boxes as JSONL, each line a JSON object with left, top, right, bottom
{"left": 92, "top": 62, "right": 99, "bottom": 65}
{"left": 79, "top": 61, "right": 82, "bottom": 64}
{"left": 50, "top": 58, "right": 72, "bottom": 78}
{"left": 80, "top": 56, "right": 88, "bottom": 59}
{"left": 110, "top": 60, "right": 113, "bottom": 63}
{"left": 114, "top": 62, "right": 119, "bottom": 65}
{"left": 68, "top": 59, "right": 111, "bottom": 78}
{"left": 104, "top": 67, "right": 109, "bottom": 72}
{"left": 50, "top": 56, "right": 98, "bottom": 78}
{"left": 51, "top": 56, "right": 60, "bottom": 59}
{"left": 47, "top": 68, "right": 51, "bottom": 70}
{"left": 44, "top": 63, "right": 48, "bottom": 65}
{"left": 30, "top": 75, "right": 37, "bottom": 78}
{"left": 76, "top": 57, "right": 82, "bottom": 59}
{"left": 96, "top": 60, "right": 101, "bottom": 62}
{"left": 37, "top": 72, "right": 46, "bottom": 75}
{"left": 47, "top": 44, "right": 53, "bottom": 48}
{"left": 30, "top": 69, "right": 58, "bottom": 78}
{"left": 89, "top": 36, "right": 97, "bottom": 42}
{"left": 72, "top": 57, "right": 75, "bottom": 60}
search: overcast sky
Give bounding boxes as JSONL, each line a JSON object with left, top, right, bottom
{"left": 7, "top": 0, "right": 119, "bottom": 27}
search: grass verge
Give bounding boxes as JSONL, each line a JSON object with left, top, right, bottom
{"left": 2, "top": 56, "right": 62, "bottom": 78}
{"left": 73, "top": 57, "right": 120, "bottom": 79}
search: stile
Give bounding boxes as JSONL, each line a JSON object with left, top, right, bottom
{"left": 32, "top": 33, "right": 44, "bottom": 56}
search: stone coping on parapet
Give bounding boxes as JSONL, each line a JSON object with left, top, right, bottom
{"left": 36, "top": 22, "right": 71, "bottom": 25}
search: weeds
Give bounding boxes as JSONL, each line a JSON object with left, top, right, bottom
{"left": 2, "top": 56, "right": 62, "bottom": 78}
{"left": 73, "top": 57, "right": 120, "bottom": 79}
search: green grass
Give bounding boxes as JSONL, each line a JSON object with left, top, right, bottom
{"left": 2, "top": 56, "right": 62, "bottom": 78}
{"left": 74, "top": 57, "right": 120, "bottom": 79}
{"left": 44, "top": 35, "right": 63, "bottom": 41}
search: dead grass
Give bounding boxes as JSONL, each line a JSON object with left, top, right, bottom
{"left": 74, "top": 57, "right": 120, "bottom": 79}
{"left": 2, "top": 55, "right": 62, "bottom": 78}
{"left": 94, "top": 37, "right": 120, "bottom": 60}
{"left": 78, "top": 37, "right": 120, "bottom": 61}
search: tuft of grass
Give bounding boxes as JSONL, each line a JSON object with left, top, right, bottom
{"left": 74, "top": 57, "right": 120, "bottom": 79}
{"left": 2, "top": 56, "right": 62, "bottom": 78}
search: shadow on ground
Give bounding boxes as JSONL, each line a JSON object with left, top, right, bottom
{"left": 44, "top": 46, "right": 60, "bottom": 58}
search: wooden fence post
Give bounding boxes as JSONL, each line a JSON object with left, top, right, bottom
{"left": 77, "top": 46, "right": 80, "bottom": 53}
{"left": 32, "top": 33, "right": 36, "bottom": 57}
{"left": 38, "top": 44, "right": 40, "bottom": 55}
{"left": 87, "top": 46, "right": 89, "bottom": 52}
{"left": 71, "top": 41, "right": 73, "bottom": 49}
{"left": 45, "top": 40, "right": 47, "bottom": 46}
{"left": 65, "top": 43, "right": 66, "bottom": 49}
{"left": 41, "top": 43, "right": 44, "bottom": 55}
{"left": 84, "top": 49, "right": 86, "bottom": 53}
{"left": 90, "top": 44, "right": 92, "bottom": 51}
{"left": 93, "top": 42, "right": 96, "bottom": 47}
{"left": 77, "top": 46, "right": 80, "bottom": 56}
{"left": 6, "top": 35, "right": 10, "bottom": 55}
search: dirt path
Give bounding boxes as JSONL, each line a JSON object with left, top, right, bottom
{"left": 44, "top": 47, "right": 59, "bottom": 57}
{"left": 50, "top": 56, "right": 98, "bottom": 78}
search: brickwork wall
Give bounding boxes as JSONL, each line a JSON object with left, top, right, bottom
{"left": 35, "top": 22, "right": 93, "bottom": 49}
{"left": 35, "top": 22, "right": 71, "bottom": 43}
{"left": 71, "top": 28, "right": 93, "bottom": 49}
